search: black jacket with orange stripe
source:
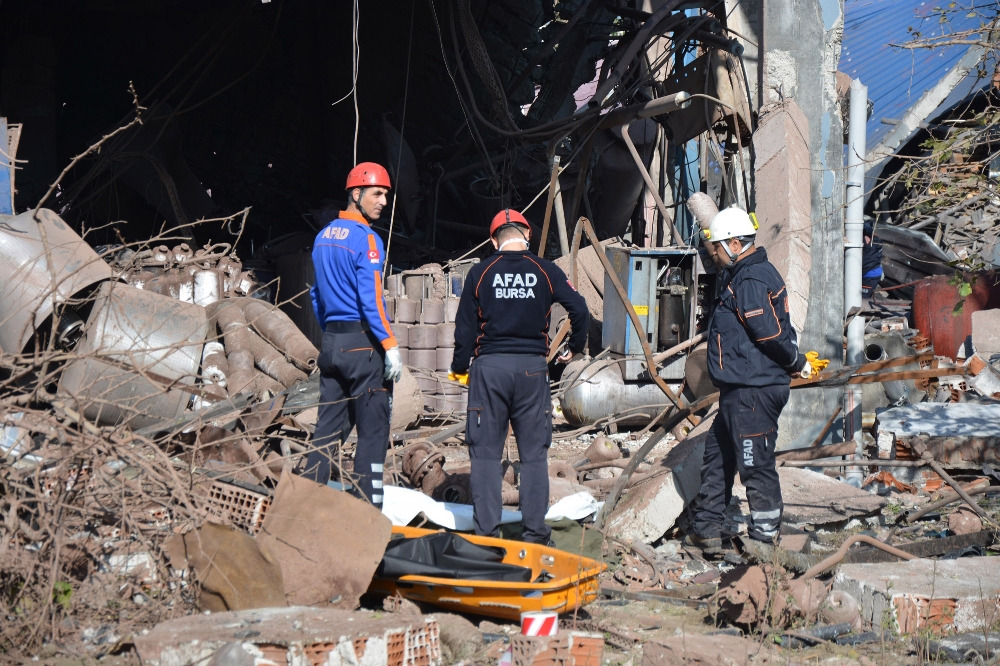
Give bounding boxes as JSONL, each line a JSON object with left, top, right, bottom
{"left": 450, "top": 249, "right": 589, "bottom": 374}
{"left": 707, "top": 248, "right": 807, "bottom": 390}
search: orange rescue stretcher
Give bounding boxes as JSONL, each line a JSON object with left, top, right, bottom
{"left": 367, "top": 526, "right": 607, "bottom": 621}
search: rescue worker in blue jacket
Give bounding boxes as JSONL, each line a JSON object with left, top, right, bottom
{"left": 449, "top": 209, "right": 590, "bottom": 544}
{"left": 686, "top": 205, "right": 825, "bottom": 553}
{"left": 306, "top": 162, "right": 403, "bottom": 508}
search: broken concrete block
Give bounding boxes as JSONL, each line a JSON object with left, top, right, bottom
{"left": 969, "top": 355, "right": 1000, "bottom": 397}
{"left": 133, "top": 607, "right": 442, "bottom": 666}
{"left": 833, "top": 557, "right": 1000, "bottom": 634}
{"left": 733, "top": 467, "right": 887, "bottom": 526}
{"left": 205, "top": 642, "right": 255, "bottom": 666}
{"left": 511, "top": 631, "right": 603, "bottom": 666}
{"left": 948, "top": 505, "right": 983, "bottom": 535}
{"left": 603, "top": 423, "right": 710, "bottom": 543}
{"left": 641, "top": 632, "right": 782, "bottom": 665}
{"left": 972, "top": 309, "right": 1000, "bottom": 356}
{"left": 877, "top": 402, "right": 1000, "bottom": 466}
{"left": 257, "top": 470, "right": 392, "bottom": 608}
{"left": 163, "top": 522, "right": 285, "bottom": 612}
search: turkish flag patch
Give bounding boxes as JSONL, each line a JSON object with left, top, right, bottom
{"left": 368, "top": 249, "right": 380, "bottom": 263}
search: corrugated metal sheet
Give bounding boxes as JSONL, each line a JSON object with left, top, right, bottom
{"left": 840, "top": 0, "right": 991, "bottom": 152}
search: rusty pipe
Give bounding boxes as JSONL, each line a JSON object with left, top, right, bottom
{"left": 802, "top": 535, "right": 916, "bottom": 580}
{"left": 201, "top": 340, "right": 229, "bottom": 385}
{"left": 903, "top": 485, "right": 995, "bottom": 523}
{"left": 238, "top": 298, "right": 318, "bottom": 371}
{"left": 225, "top": 349, "right": 256, "bottom": 397}
{"left": 252, "top": 369, "right": 284, "bottom": 397}
{"left": 208, "top": 300, "right": 251, "bottom": 354}
{"left": 776, "top": 441, "right": 859, "bottom": 462}
{"left": 247, "top": 328, "right": 307, "bottom": 387}
{"left": 925, "top": 456, "right": 1000, "bottom": 530}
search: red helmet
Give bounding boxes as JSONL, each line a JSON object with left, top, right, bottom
{"left": 345, "top": 162, "right": 392, "bottom": 190}
{"left": 489, "top": 209, "right": 530, "bottom": 237}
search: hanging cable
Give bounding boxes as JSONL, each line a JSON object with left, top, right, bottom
{"left": 329, "top": 0, "right": 361, "bottom": 164}
{"left": 352, "top": 0, "right": 360, "bottom": 164}
{"left": 384, "top": 0, "right": 415, "bottom": 273}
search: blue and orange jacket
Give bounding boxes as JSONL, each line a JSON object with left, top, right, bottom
{"left": 707, "top": 248, "right": 805, "bottom": 390}
{"left": 310, "top": 210, "right": 397, "bottom": 350}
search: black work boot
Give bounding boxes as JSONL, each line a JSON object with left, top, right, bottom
{"left": 682, "top": 532, "right": 722, "bottom": 556}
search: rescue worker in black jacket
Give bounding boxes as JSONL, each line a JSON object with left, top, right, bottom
{"left": 449, "top": 209, "right": 590, "bottom": 545}
{"left": 686, "top": 205, "right": 825, "bottom": 553}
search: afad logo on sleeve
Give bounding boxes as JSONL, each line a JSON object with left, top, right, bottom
{"left": 366, "top": 235, "right": 381, "bottom": 264}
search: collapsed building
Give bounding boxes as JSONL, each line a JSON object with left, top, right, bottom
{"left": 4, "top": 1, "right": 1000, "bottom": 665}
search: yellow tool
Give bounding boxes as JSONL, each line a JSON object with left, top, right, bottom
{"left": 447, "top": 370, "right": 469, "bottom": 386}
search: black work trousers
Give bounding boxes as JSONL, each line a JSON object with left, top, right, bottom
{"left": 689, "top": 384, "right": 788, "bottom": 543}
{"left": 466, "top": 354, "right": 552, "bottom": 544}
{"left": 304, "top": 327, "right": 391, "bottom": 507}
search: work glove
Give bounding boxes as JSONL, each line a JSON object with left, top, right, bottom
{"left": 384, "top": 347, "right": 403, "bottom": 383}
{"left": 556, "top": 349, "right": 574, "bottom": 364}
{"left": 448, "top": 370, "right": 470, "bottom": 386}
{"left": 798, "top": 350, "right": 830, "bottom": 379}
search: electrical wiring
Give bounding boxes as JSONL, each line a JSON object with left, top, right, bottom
{"left": 384, "top": 0, "right": 415, "bottom": 271}
{"left": 427, "top": 0, "right": 497, "bottom": 181}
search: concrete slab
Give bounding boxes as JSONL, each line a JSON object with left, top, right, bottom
{"left": 603, "top": 420, "right": 711, "bottom": 543}
{"left": 833, "top": 557, "right": 1000, "bottom": 634}
{"left": 733, "top": 467, "right": 887, "bottom": 526}
{"left": 879, "top": 402, "right": 1000, "bottom": 438}
{"left": 972, "top": 309, "right": 1000, "bottom": 355}
{"left": 877, "top": 402, "right": 1000, "bottom": 466}
{"left": 133, "top": 606, "right": 442, "bottom": 666}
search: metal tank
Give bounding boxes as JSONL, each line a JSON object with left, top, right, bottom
{"left": 58, "top": 282, "right": 208, "bottom": 429}
{"left": 590, "top": 118, "right": 658, "bottom": 240}
{"left": 559, "top": 357, "right": 682, "bottom": 427}
{"left": 0, "top": 208, "right": 113, "bottom": 353}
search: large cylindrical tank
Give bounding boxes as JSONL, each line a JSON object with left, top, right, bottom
{"left": 0, "top": 208, "right": 113, "bottom": 353}
{"left": 912, "top": 272, "right": 1000, "bottom": 359}
{"left": 559, "top": 357, "right": 681, "bottom": 427}
{"left": 58, "top": 282, "right": 208, "bottom": 429}
{"left": 590, "top": 118, "right": 658, "bottom": 240}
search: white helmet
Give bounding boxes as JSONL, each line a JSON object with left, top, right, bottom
{"left": 703, "top": 205, "right": 759, "bottom": 265}
{"left": 705, "top": 204, "right": 757, "bottom": 242}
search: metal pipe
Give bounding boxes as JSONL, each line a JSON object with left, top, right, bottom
{"left": 618, "top": 125, "right": 684, "bottom": 245}
{"left": 598, "top": 92, "right": 692, "bottom": 129}
{"left": 844, "top": 78, "right": 868, "bottom": 487}
{"left": 802, "top": 534, "right": 917, "bottom": 580}
{"left": 553, "top": 160, "right": 570, "bottom": 256}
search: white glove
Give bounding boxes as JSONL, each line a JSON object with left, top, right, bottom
{"left": 384, "top": 346, "right": 403, "bottom": 383}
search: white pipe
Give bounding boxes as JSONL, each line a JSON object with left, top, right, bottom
{"left": 844, "top": 78, "right": 868, "bottom": 487}
{"left": 551, "top": 155, "right": 571, "bottom": 256}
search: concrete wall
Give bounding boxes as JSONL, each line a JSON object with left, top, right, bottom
{"left": 753, "top": 100, "right": 812, "bottom": 333}
{"left": 759, "top": 0, "right": 846, "bottom": 448}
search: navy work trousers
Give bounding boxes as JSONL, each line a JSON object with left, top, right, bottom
{"left": 466, "top": 354, "right": 552, "bottom": 544}
{"left": 303, "top": 327, "right": 391, "bottom": 507}
{"left": 689, "top": 384, "right": 789, "bottom": 543}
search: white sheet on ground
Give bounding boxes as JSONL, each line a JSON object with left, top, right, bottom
{"left": 381, "top": 486, "right": 602, "bottom": 529}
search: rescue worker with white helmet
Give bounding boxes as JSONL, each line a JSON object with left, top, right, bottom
{"left": 305, "top": 162, "right": 403, "bottom": 508}
{"left": 686, "top": 205, "right": 827, "bottom": 554}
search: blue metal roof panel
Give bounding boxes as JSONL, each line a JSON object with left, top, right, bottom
{"left": 840, "top": 0, "right": 990, "bottom": 152}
